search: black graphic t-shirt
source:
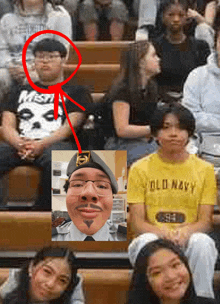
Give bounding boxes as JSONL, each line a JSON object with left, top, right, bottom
{"left": 4, "top": 83, "right": 91, "bottom": 139}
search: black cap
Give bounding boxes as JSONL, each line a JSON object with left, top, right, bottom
{"left": 67, "top": 151, "right": 118, "bottom": 194}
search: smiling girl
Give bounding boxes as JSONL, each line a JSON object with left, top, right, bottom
{"left": 128, "top": 238, "right": 216, "bottom": 304}
{"left": 0, "top": 247, "right": 84, "bottom": 304}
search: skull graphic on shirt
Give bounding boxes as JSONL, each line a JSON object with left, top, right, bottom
{"left": 18, "top": 101, "right": 63, "bottom": 139}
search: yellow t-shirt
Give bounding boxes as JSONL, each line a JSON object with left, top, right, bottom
{"left": 127, "top": 153, "right": 217, "bottom": 229}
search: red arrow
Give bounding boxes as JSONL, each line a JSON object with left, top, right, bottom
{"left": 22, "top": 29, "right": 84, "bottom": 152}
{"left": 51, "top": 84, "right": 85, "bottom": 152}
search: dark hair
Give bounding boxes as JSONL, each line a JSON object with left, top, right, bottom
{"left": 150, "top": 103, "right": 195, "bottom": 137}
{"left": 64, "top": 179, "right": 69, "bottom": 193}
{"left": 33, "top": 38, "right": 67, "bottom": 58}
{"left": 161, "top": 0, "right": 189, "bottom": 15}
{"left": 213, "top": 5, "right": 220, "bottom": 49}
{"left": 106, "top": 40, "right": 158, "bottom": 113}
{"left": 4, "top": 247, "right": 79, "bottom": 304}
{"left": 127, "top": 239, "right": 196, "bottom": 304}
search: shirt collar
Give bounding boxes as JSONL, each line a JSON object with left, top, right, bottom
{"left": 69, "top": 221, "right": 111, "bottom": 241}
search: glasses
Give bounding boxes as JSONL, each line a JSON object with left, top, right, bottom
{"left": 35, "top": 54, "right": 61, "bottom": 62}
{"left": 69, "top": 180, "right": 112, "bottom": 196}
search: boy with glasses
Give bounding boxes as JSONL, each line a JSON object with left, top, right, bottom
{"left": 0, "top": 38, "right": 92, "bottom": 210}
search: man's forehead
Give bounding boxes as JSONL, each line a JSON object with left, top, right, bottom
{"left": 69, "top": 168, "right": 110, "bottom": 181}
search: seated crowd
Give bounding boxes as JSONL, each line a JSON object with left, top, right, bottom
{"left": 0, "top": 0, "right": 220, "bottom": 302}
{"left": 0, "top": 242, "right": 218, "bottom": 303}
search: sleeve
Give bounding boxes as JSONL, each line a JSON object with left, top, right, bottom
{"left": 70, "top": 274, "right": 85, "bottom": 304}
{"left": 137, "top": 0, "right": 158, "bottom": 28}
{"left": 0, "top": 17, "right": 11, "bottom": 69}
{"left": 127, "top": 163, "right": 146, "bottom": 204}
{"left": 182, "top": 68, "right": 220, "bottom": 132}
{"left": 48, "top": 5, "right": 72, "bottom": 50}
{"left": 200, "top": 163, "right": 217, "bottom": 206}
{"left": 0, "top": 269, "right": 19, "bottom": 299}
{"left": 65, "top": 86, "right": 93, "bottom": 114}
{"left": 195, "top": 39, "right": 210, "bottom": 66}
{"left": 1, "top": 84, "right": 21, "bottom": 113}
{"left": 111, "top": 85, "right": 131, "bottom": 105}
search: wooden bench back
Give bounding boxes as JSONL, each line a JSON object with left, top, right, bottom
{"left": 0, "top": 212, "right": 129, "bottom": 251}
{"left": 68, "top": 41, "right": 130, "bottom": 64}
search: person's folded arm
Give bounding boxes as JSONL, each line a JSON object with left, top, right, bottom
{"left": 25, "top": 112, "right": 85, "bottom": 157}
{"left": 174, "top": 204, "right": 214, "bottom": 247}
{"left": 129, "top": 204, "right": 162, "bottom": 236}
{"left": 2, "top": 111, "right": 25, "bottom": 151}
{"left": 113, "top": 101, "right": 151, "bottom": 138}
{"left": 40, "top": 112, "right": 85, "bottom": 148}
{"left": 180, "top": 204, "right": 213, "bottom": 233}
{"left": 204, "top": 0, "right": 217, "bottom": 26}
{"left": 174, "top": 163, "right": 216, "bottom": 247}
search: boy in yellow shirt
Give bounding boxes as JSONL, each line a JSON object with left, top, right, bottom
{"left": 128, "top": 103, "right": 218, "bottom": 299}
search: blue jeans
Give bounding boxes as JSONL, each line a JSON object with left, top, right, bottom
{"left": 105, "top": 137, "right": 158, "bottom": 166}
{"left": 0, "top": 141, "right": 76, "bottom": 210}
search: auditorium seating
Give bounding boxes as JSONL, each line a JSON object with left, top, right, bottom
{"left": 68, "top": 41, "right": 129, "bottom": 64}
{"left": 0, "top": 211, "right": 129, "bottom": 251}
{"left": 0, "top": 268, "right": 219, "bottom": 304}
{"left": 64, "top": 63, "right": 119, "bottom": 93}
{"left": 0, "top": 269, "right": 131, "bottom": 304}
{"left": 64, "top": 41, "right": 130, "bottom": 92}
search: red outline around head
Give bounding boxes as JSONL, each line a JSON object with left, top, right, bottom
{"left": 22, "top": 30, "right": 85, "bottom": 153}
{"left": 22, "top": 29, "right": 82, "bottom": 94}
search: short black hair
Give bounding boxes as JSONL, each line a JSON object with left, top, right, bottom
{"left": 64, "top": 179, "right": 69, "bottom": 193}
{"left": 150, "top": 103, "right": 195, "bottom": 137}
{"left": 33, "top": 38, "right": 67, "bottom": 58}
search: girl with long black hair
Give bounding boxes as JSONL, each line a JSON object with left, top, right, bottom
{"left": 128, "top": 238, "right": 216, "bottom": 304}
{"left": 1, "top": 247, "right": 84, "bottom": 304}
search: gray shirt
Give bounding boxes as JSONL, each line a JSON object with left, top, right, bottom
{"left": 52, "top": 220, "right": 127, "bottom": 241}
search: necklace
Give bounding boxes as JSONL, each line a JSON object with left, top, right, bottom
{"left": 166, "top": 34, "right": 186, "bottom": 44}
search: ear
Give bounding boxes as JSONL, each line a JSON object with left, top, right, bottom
{"left": 139, "top": 56, "right": 145, "bottom": 71}
{"left": 28, "top": 261, "right": 34, "bottom": 278}
{"left": 61, "top": 56, "right": 68, "bottom": 65}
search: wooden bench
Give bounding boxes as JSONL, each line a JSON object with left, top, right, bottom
{"left": 0, "top": 268, "right": 219, "bottom": 304}
{"left": 64, "top": 41, "right": 131, "bottom": 92}
{"left": 0, "top": 268, "right": 131, "bottom": 304}
{"left": 68, "top": 41, "right": 130, "bottom": 64}
{"left": 3, "top": 166, "right": 40, "bottom": 206}
{"left": 0, "top": 212, "right": 129, "bottom": 251}
{"left": 0, "top": 212, "right": 51, "bottom": 250}
{"left": 64, "top": 63, "right": 119, "bottom": 93}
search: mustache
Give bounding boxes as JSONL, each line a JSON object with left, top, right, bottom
{"left": 75, "top": 203, "right": 103, "bottom": 211}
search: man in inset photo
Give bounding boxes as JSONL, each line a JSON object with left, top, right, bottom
{"left": 52, "top": 151, "right": 127, "bottom": 241}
